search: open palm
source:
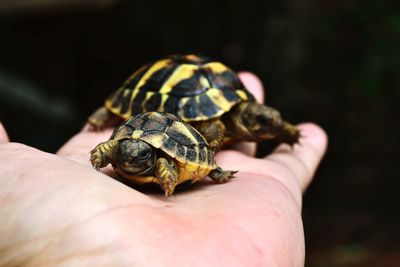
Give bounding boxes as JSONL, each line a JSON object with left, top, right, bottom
{"left": 0, "top": 73, "right": 327, "bottom": 267}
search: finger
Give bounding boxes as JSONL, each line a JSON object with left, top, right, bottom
{"left": 234, "top": 72, "right": 265, "bottom": 156}
{"left": 227, "top": 141, "right": 258, "bottom": 157}
{"left": 266, "top": 123, "right": 328, "bottom": 192}
{"left": 0, "top": 122, "right": 9, "bottom": 143}
{"left": 238, "top": 72, "right": 264, "bottom": 103}
{"left": 57, "top": 124, "right": 114, "bottom": 164}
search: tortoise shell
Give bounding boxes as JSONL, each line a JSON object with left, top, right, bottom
{"left": 105, "top": 54, "right": 255, "bottom": 122}
{"left": 110, "top": 112, "right": 217, "bottom": 181}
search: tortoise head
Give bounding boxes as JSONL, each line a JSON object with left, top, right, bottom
{"left": 239, "top": 102, "right": 283, "bottom": 140}
{"left": 238, "top": 102, "right": 300, "bottom": 145}
{"left": 116, "top": 139, "right": 156, "bottom": 175}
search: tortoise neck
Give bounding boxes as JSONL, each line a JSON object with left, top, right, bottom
{"left": 223, "top": 102, "right": 256, "bottom": 141}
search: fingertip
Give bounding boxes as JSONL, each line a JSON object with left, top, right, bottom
{"left": 267, "top": 123, "right": 328, "bottom": 192}
{"left": 0, "top": 122, "right": 9, "bottom": 143}
{"left": 297, "top": 123, "right": 328, "bottom": 158}
{"left": 238, "top": 72, "right": 264, "bottom": 103}
{"left": 81, "top": 123, "right": 92, "bottom": 132}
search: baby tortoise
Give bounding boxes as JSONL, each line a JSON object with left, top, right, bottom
{"left": 90, "top": 112, "right": 236, "bottom": 196}
{"left": 89, "top": 54, "right": 300, "bottom": 151}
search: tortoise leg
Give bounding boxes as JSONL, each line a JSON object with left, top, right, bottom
{"left": 88, "top": 107, "right": 118, "bottom": 130}
{"left": 208, "top": 167, "right": 237, "bottom": 183}
{"left": 155, "top": 158, "right": 179, "bottom": 196}
{"left": 194, "top": 119, "right": 226, "bottom": 151}
{"left": 90, "top": 140, "right": 119, "bottom": 170}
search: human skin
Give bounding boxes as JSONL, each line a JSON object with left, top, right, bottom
{"left": 0, "top": 73, "right": 327, "bottom": 267}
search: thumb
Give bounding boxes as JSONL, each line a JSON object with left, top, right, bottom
{"left": 266, "top": 123, "right": 328, "bottom": 192}
{"left": 0, "top": 122, "right": 9, "bottom": 143}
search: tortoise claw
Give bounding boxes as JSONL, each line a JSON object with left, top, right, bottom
{"left": 90, "top": 141, "right": 118, "bottom": 170}
{"left": 209, "top": 167, "right": 238, "bottom": 183}
{"left": 90, "top": 154, "right": 102, "bottom": 171}
{"left": 156, "top": 158, "right": 178, "bottom": 197}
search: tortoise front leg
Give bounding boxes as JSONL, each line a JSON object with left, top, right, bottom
{"left": 155, "top": 158, "right": 179, "bottom": 196}
{"left": 209, "top": 167, "right": 237, "bottom": 183}
{"left": 194, "top": 119, "right": 226, "bottom": 152}
{"left": 155, "top": 158, "right": 178, "bottom": 197}
{"left": 90, "top": 139, "right": 119, "bottom": 170}
{"left": 88, "top": 107, "right": 119, "bottom": 130}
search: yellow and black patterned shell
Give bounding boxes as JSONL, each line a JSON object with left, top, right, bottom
{"left": 111, "top": 112, "right": 216, "bottom": 169}
{"left": 105, "top": 54, "right": 255, "bottom": 122}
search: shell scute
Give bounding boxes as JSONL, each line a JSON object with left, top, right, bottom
{"left": 120, "top": 112, "right": 213, "bottom": 168}
{"left": 105, "top": 55, "right": 253, "bottom": 121}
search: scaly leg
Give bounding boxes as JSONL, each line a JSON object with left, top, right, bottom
{"left": 209, "top": 167, "right": 237, "bottom": 183}
{"left": 155, "top": 158, "right": 179, "bottom": 196}
{"left": 194, "top": 119, "right": 226, "bottom": 151}
{"left": 90, "top": 139, "right": 119, "bottom": 170}
{"left": 88, "top": 107, "right": 119, "bottom": 130}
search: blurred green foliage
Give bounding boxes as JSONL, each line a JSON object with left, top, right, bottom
{"left": 0, "top": 0, "right": 399, "bottom": 265}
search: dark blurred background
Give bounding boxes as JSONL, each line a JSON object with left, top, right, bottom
{"left": 0, "top": 0, "right": 399, "bottom": 266}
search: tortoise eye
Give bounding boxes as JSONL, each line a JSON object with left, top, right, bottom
{"left": 139, "top": 150, "right": 151, "bottom": 160}
{"left": 256, "top": 115, "right": 268, "bottom": 125}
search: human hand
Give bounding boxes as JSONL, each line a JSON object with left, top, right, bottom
{"left": 0, "top": 73, "right": 327, "bottom": 267}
